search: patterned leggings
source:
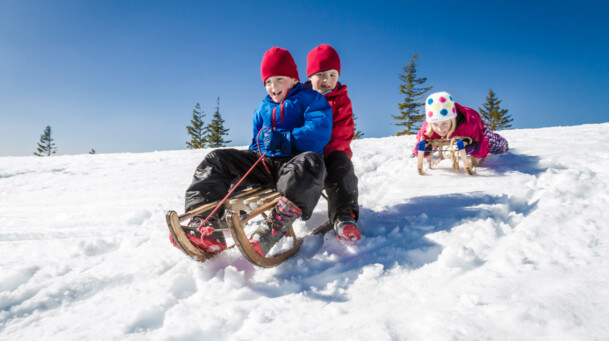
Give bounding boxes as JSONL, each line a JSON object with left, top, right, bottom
{"left": 484, "top": 127, "right": 509, "bottom": 154}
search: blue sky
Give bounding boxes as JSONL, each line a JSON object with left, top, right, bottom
{"left": 1, "top": 0, "right": 607, "bottom": 156}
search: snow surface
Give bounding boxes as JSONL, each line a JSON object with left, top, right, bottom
{"left": 1, "top": 123, "right": 609, "bottom": 340}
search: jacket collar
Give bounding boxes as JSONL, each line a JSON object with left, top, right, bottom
{"left": 265, "top": 82, "right": 304, "bottom": 104}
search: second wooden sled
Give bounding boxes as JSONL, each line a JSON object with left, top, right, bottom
{"left": 416, "top": 137, "right": 482, "bottom": 176}
{"left": 166, "top": 186, "right": 332, "bottom": 268}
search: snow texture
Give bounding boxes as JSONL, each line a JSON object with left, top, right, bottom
{"left": 1, "top": 123, "right": 608, "bottom": 340}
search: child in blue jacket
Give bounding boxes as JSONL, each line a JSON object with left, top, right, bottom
{"left": 172, "top": 47, "right": 332, "bottom": 257}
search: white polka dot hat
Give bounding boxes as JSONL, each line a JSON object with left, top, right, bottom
{"left": 425, "top": 91, "right": 457, "bottom": 123}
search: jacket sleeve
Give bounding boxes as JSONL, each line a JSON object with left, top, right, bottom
{"left": 323, "top": 96, "right": 354, "bottom": 158}
{"left": 248, "top": 104, "right": 265, "bottom": 152}
{"left": 413, "top": 123, "right": 429, "bottom": 156}
{"left": 291, "top": 92, "right": 333, "bottom": 154}
{"left": 466, "top": 111, "right": 490, "bottom": 158}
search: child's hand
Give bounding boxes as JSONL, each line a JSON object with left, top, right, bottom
{"left": 417, "top": 141, "right": 433, "bottom": 157}
{"left": 262, "top": 129, "right": 281, "bottom": 151}
{"left": 261, "top": 129, "right": 293, "bottom": 154}
{"left": 424, "top": 144, "right": 433, "bottom": 156}
{"left": 465, "top": 142, "right": 480, "bottom": 155}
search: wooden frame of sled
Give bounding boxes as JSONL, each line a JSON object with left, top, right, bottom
{"left": 166, "top": 187, "right": 332, "bottom": 268}
{"left": 416, "top": 137, "right": 483, "bottom": 176}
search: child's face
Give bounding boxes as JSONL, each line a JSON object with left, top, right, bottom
{"left": 431, "top": 120, "right": 452, "bottom": 137}
{"left": 309, "top": 69, "right": 339, "bottom": 94}
{"left": 265, "top": 76, "right": 298, "bottom": 103}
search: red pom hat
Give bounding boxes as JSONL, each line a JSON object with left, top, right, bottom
{"left": 260, "top": 47, "right": 300, "bottom": 83}
{"left": 306, "top": 44, "right": 341, "bottom": 77}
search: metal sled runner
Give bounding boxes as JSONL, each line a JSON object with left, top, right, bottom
{"left": 166, "top": 187, "right": 332, "bottom": 268}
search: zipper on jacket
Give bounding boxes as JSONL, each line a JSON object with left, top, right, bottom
{"left": 271, "top": 88, "right": 290, "bottom": 129}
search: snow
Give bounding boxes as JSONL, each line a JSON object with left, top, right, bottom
{"left": 1, "top": 123, "right": 609, "bottom": 340}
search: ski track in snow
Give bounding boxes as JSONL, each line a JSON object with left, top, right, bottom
{"left": 1, "top": 123, "right": 609, "bottom": 340}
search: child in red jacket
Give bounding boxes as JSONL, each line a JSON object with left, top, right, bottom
{"left": 305, "top": 44, "right": 361, "bottom": 241}
{"left": 413, "top": 91, "right": 509, "bottom": 158}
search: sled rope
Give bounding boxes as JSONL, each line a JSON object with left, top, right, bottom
{"left": 256, "top": 127, "right": 272, "bottom": 174}
{"left": 197, "top": 150, "right": 269, "bottom": 239}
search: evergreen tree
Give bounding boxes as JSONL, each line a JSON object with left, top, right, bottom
{"left": 89, "top": 149, "right": 96, "bottom": 154}
{"left": 392, "top": 55, "right": 433, "bottom": 135}
{"left": 186, "top": 103, "right": 207, "bottom": 149}
{"left": 478, "top": 89, "right": 513, "bottom": 130}
{"left": 34, "top": 125, "right": 57, "bottom": 156}
{"left": 205, "top": 97, "right": 231, "bottom": 148}
{"left": 352, "top": 113, "right": 364, "bottom": 140}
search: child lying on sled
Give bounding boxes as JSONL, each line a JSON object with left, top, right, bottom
{"left": 413, "top": 91, "right": 509, "bottom": 160}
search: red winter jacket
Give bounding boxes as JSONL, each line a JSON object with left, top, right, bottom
{"left": 321, "top": 82, "right": 354, "bottom": 158}
{"left": 414, "top": 103, "right": 490, "bottom": 158}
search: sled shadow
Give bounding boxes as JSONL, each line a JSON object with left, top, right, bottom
{"left": 251, "top": 191, "right": 538, "bottom": 302}
{"left": 483, "top": 151, "right": 545, "bottom": 176}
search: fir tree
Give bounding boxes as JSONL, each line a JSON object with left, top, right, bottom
{"left": 89, "top": 149, "right": 96, "bottom": 154}
{"left": 205, "top": 97, "right": 231, "bottom": 148}
{"left": 34, "top": 125, "right": 57, "bottom": 156}
{"left": 479, "top": 89, "right": 513, "bottom": 130}
{"left": 392, "top": 55, "right": 433, "bottom": 135}
{"left": 352, "top": 113, "right": 364, "bottom": 140}
{"left": 186, "top": 103, "right": 207, "bottom": 149}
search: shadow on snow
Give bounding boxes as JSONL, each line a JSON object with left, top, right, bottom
{"left": 244, "top": 191, "right": 538, "bottom": 302}
{"left": 484, "top": 151, "right": 545, "bottom": 176}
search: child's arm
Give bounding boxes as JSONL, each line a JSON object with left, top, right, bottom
{"left": 291, "top": 93, "right": 333, "bottom": 155}
{"left": 324, "top": 96, "right": 354, "bottom": 158}
{"left": 467, "top": 113, "right": 490, "bottom": 158}
{"left": 248, "top": 104, "right": 265, "bottom": 152}
{"left": 454, "top": 103, "right": 490, "bottom": 158}
{"left": 413, "top": 123, "right": 429, "bottom": 156}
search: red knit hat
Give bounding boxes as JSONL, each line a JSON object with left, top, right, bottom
{"left": 306, "top": 44, "right": 341, "bottom": 77}
{"left": 260, "top": 47, "right": 300, "bottom": 83}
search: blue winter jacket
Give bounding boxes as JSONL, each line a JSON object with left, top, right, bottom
{"left": 249, "top": 82, "right": 332, "bottom": 157}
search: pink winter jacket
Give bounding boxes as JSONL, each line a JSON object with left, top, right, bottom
{"left": 413, "top": 103, "right": 490, "bottom": 158}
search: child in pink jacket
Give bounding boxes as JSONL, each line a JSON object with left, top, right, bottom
{"left": 413, "top": 91, "right": 508, "bottom": 158}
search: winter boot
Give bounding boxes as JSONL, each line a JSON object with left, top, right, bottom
{"left": 169, "top": 213, "right": 228, "bottom": 254}
{"left": 334, "top": 211, "right": 361, "bottom": 241}
{"left": 250, "top": 196, "right": 302, "bottom": 256}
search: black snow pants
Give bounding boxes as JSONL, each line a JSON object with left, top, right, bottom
{"left": 324, "top": 151, "right": 359, "bottom": 224}
{"left": 185, "top": 149, "right": 326, "bottom": 220}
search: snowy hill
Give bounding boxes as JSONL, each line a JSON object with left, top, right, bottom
{"left": 1, "top": 123, "right": 609, "bottom": 340}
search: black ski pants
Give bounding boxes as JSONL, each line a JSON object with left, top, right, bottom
{"left": 324, "top": 150, "right": 359, "bottom": 224}
{"left": 185, "top": 149, "right": 326, "bottom": 220}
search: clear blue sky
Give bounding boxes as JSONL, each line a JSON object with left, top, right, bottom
{"left": 1, "top": 0, "right": 607, "bottom": 156}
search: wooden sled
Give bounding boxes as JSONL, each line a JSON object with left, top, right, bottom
{"left": 416, "top": 137, "right": 482, "bottom": 176}
{"left": 166, "top": 187, "right": 333, "bottom": 268}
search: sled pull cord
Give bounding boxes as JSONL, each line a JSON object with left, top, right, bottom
{"left": 256, "top": 127, "right": 272, "bottom": 174}
{"left": 197, "top": 150, "right": 269, "bottom": 236}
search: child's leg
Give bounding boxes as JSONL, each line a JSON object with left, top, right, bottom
{"left": 483, "top": 128, "right": 509, "bottom": 154}
{"left": 275, "top": 152, "right": 326, "bottom": 220}
{"left": 324, "top": 151, "right": 359, "bottom": 224}
{"left": 185, "top": 149, "right": 274, "bottom": 212}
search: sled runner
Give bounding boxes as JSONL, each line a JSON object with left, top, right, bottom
{"left": 416, "top": 136, "right": 483, "bottom": 176}
{"left": 166, "top": 186, "right": 333, "bottom": 268}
